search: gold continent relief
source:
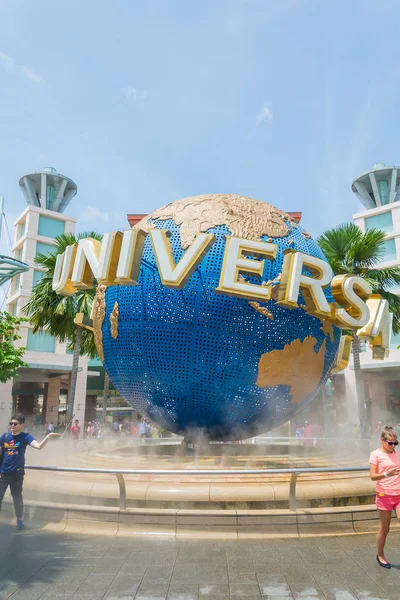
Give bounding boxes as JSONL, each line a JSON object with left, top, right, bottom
{"left": 256, "top": 337, "right": 327, "bottom": 404}
{"left": 133, "top": 193, "right": 305, "bottom": 249}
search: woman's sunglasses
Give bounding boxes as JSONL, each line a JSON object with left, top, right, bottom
{"left": 384, "top": 440, "right": 399, "bottom": 446}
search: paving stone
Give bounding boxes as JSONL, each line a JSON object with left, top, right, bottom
{"left": 229, "top": 583, "right": 262, "bottom": 598}
{"left": 262, "top": 596, "right": 294, "bottom": 600}
{"left": 0, "top": 585, "right": 19, "bottom": 600}
{"left": 228, "top": 571, "right": 258, "bottom": 584}
{"left": 136, "top": 583, "right": 170, "bottom": 597}
{"left": 5, "top": 525, "right": 400, "bottom": 600}
{"left": 167, "top": 584, "right": 199, "bottom": 600}
{"left": 124, "top": 551, "right": 156, "bottom": 565}
{"left": 118, "top": 564, "right": 148, "bottom": 576}
{"left": 106, "top": 574, "right": 142, "bottom": 595}
{"left": 289, "top": 584, "right": 322, "bottom": 597}
{"left": 75, "top": 573, "right": 116, "bottom": 595}
{"left": 171, "top": 566, "right": 228, "bottom": 585}
{"left": 135, "top": 595, "right": 168, "bottom": 600}
{"left": 103, "top": 596, "right": 136, "bottom": 600}
{"left": 41, "top": 580, "right": 82, "bottom": 595}
{"left": 258, "top": 579, "right": 292, "bottom": 597}
{"left": 199, "top": 584, "right": 230, "bottom": 598}
{"left": 2, "top": 582, "right": 51, "bottom": 600}
{"left": 280, "top": 566, "right": 316, "bottom": 585}
{"left": 318, "top": 586, "right": 358, "bottom": 600}
{"left": 71, "top": 596, "right": 104, "bottom": 600}
{"left": 142, "top": 565, "right": 174, "bottom": 585}
{"left": 92, "top": 557, "right": 126, "bottom": 573}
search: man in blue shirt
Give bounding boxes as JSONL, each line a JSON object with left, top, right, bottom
{"left": 0, "top": 413, "right": 58, "bottom": 530}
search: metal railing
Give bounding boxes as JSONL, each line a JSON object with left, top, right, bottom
{"left": 25, "top": 465, "right": 371, "bottom": 512}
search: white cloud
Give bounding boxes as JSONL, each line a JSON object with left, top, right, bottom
{"left": 123, "top": 87, "right": 148, "bottom": 105}
{"left": 78, "top": 205, "right": 127, "bottom": 234}
{"left": 0, "top": 51, "right": 42, "bottom": 83}
{"left": 79, "top": 205, "right": 112, "bottom": 224}
{"left": 20, "top": 66, "right": 42, "bottom": 83}
{"left": 256, "top": 103, "right": 273, "bottom": 126}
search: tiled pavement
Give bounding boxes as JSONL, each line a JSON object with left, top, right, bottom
{"left": 2, "top": 525, "right": 400, "bottom": 600}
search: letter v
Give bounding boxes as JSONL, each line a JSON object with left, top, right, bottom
{"left": 149, "top": 230, "right": 215, "bottom": 289}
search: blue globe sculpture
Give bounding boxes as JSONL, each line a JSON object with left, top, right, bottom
{"left": 100, "top": 194, "right": 340, "bottom": 440}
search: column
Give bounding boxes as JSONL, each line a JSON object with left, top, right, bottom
{"left": 43, "top": 377, "right": 61, "bottom": 427}
{"left": 0, "top": 380, "right": 13, "bottom": 433}
{"left": 72, "top": 359, "right": 88, "bottom": 439}
{"left": 343, "top": 368, "right": 360, "bottom": 426}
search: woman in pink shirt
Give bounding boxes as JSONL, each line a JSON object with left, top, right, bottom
{"left": 370, "top": 426, "right": 400, "bottom": 568}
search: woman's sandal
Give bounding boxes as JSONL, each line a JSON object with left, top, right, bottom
{"left": 377, "top": 555, "right": 391, "bottom": 569}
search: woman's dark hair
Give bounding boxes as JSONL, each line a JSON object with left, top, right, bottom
{"left": 12, "top": 413, "right": 25, "bottom": 424}
{"left": 381, "top": 426, "right": 397, "bottom": 440}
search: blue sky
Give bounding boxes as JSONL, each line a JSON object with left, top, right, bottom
{"left": 1, "top": 0, "right": 400, "bottom": 253}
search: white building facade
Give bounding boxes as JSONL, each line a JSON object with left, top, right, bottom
{"left": 0, "top": 168, "right": 89, "bottom": 433}
{"left": 343, "top": 163, "right": 400, "bottom": 427}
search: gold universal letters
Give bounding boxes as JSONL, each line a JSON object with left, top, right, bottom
{"left": 357, "top": 295, "right": 393, "bottom": 359}
{"left": 277, "top": 248, "right": 333, "bottom": 318}
{"left": 216, "top": 236, "right": 277, "bottom": 300}
{"left": 329, "top": 274, "right": 372, "bottom": 329}
{"left": 52, "top": 231, "right": 394, "bottom": 359}
{"left": 149, "top": 230, "right": 215, "bottom": 289}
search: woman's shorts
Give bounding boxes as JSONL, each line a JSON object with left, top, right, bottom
{"left": 376, "top": 493, "right": 400, "bottom": 511}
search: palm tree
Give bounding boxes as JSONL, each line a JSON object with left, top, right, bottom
{"left": 23, "top": 232, "right": 103, "bottom": 422}
{"left": 317, "top": 223, "right": 400, "bottom": 423}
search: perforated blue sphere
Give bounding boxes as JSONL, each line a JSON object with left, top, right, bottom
{"left": 101, "top": 195, "right": 340, "bottom": 440}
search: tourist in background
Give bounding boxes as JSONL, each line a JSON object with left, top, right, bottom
{"left": 370, "top": 426, "right": 400, "bottom": 568}
{"left": 0, "top": 413, "right": 59, "bottom": 530}
{"left": 139, "top": 418, "right": 147, "bottom": 440}
{"left": 70, "top": 419, "right": 80, "bottom": 441}
{"left": 86, "top": 422, "right": 93, "bottom": 438}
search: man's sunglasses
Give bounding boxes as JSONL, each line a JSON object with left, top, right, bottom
{"left": 384, "top": 440, "right": 399, "bottom": 446}
{"left": 9, "top": 421, "right": 20, "bottom": 426}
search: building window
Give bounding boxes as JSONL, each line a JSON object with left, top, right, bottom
{"left": 38, "top": 215, "right": 65, "bottom": 238}
{"left": 14, "top": 247, "right": 23, "bottom": 261}
{"left": 13, "top": 275, "right": 21, "bottom": 294}
{"left": 380, "top": 238, "right": 397, "bottom": 262}
{"left": 32, "top": 270, "right": 44, "bottom": 287}
{"left": 365, "top": 211, "right": 393, "bottom": 233}
{"left": 35, "top": 242, "right": 56, "bottom": 258}
{"left": 46, "top": 184, "right": 55, "bottom": 210}
{"left": 378, "top": 180, "right": 389, "bottom": 205}
{"left": 27, "top": 330, "right": 55, "bottom": 353}
{"left": 9, "top": 303, "right": 18, "bottom": 316}
{"left": 17, "top": 220, "right": 26, "bottom": 240}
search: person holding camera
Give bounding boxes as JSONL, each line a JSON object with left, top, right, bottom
{"left": 370, "top": 425, "right": 400, "bottom": 568}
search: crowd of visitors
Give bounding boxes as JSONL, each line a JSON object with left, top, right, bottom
{"left": 68, "top": 416, "right": 159, "bottom": 440}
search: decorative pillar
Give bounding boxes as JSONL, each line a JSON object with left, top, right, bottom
{"left": 343, "top": 368, "right": 360, "bottom": 426}
{"left": 71, "top": 358, "right": 88, "bottom": 438}
{"left": 43, "top": 377, "right": 61, "bottom": 426}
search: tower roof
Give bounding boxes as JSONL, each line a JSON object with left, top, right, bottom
{"left": 19, "top": 167, "right": 77, "bottom": 213}
{"left": 352, "top": 163, "right": 400, "bottom": 210}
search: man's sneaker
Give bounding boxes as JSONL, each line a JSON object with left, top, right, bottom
{"left": 16, "top": 518, "right": 25, "bottom": 530}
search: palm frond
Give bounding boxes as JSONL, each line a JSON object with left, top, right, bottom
{"left": 318, "top": 223, "right": 400, "bottom": 336}
{"left": 24, "top": 231, "right": 102, "bottom": 356}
